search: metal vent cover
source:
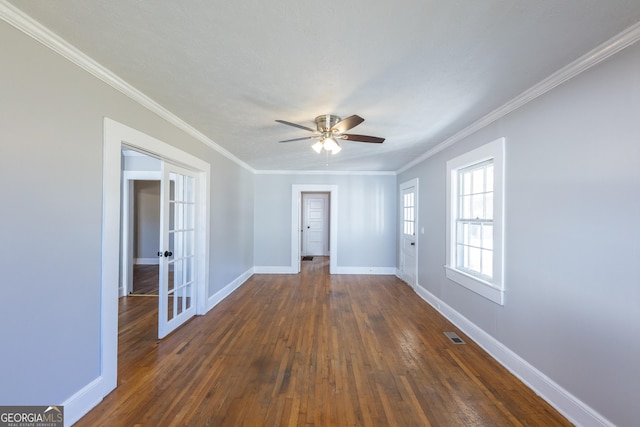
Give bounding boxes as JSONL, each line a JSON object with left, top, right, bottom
{"left": 444, "top": 331, "right": 465, "bottom": 345}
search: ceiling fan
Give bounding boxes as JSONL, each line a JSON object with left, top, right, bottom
{"left": 275, "top": 114, "right": 385, "bottom": 154}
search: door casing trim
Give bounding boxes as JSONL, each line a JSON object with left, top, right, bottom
{"left": 291, "top": 185, "right": 338, "bottom": 274}
{"left": 102, "top": 118, "right": 210, "bottom": 396}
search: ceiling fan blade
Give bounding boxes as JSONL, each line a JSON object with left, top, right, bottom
{"left": 330, "top": 115, "right": 364, "bottom": 133}
{"left": 279, "top": 136, "right": 318, "bottom": 143}
{"left": 341, "top": 134, "right": 385, "bottom": 143}
{"left": 275, "top": 119, "right": 316, "bottom": 132}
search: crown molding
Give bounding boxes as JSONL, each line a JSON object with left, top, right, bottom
{"left": 4, "top": 1, "right": 639, "bottom": 177}
{"left": 255, "top": 169, "right": 396, "bottom": 176}
{"left": 397, "top": 21, "right": 640, "bottom": 174}
{"left": 0, "top": 0, "right": 256, "bottom": 174}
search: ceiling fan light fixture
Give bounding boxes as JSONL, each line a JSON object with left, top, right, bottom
{"left": 276, "top": 114, "right": 384, "bottom": 155}
{"left": 322, "top": 136, "right": 339, "bottom": 152}
{"left": 311, "top": 140, "right": 324, "bottom": 153}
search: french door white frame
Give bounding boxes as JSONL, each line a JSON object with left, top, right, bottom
{"left": 291, "top": 185, "right": 338, "bottom": 274}
{"left": 158, "top": 163, "right": 199, "bottom": 339}
{"left": 101, "top": 118, "right": 210, "bottom": 396}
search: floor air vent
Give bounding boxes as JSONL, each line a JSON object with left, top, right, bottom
{"left": 444, "top": 332, "right": 465, "bottom": 345}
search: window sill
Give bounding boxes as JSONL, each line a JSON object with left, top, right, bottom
{"left": 444, "top": 266, "right": 504, "bottom": 305}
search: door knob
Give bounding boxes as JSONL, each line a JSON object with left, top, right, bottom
{"left": 410, "top": 242, "right": 415, "bottom": 246}
{"left": 164, "top": 251, "right": 173, "bottom": 257}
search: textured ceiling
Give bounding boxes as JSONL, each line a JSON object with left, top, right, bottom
{"left": 7, "top": 0, "right": 640, "bottom": 171}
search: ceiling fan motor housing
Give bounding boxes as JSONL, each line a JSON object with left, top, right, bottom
{"left": 315, "top": 115, "right": 342, "bottom": 132}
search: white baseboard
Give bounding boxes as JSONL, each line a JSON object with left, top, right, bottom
{"left": 413, "top": 283, "right": 614, "bottom": 427}
{"left": 62, "top": 376, "right": 104, "bottom": 427}
{"left": 207, "top": 268, "right": 253, "bottom": 312}
{"left": 135, "top": 258, "right": 159, "bottom": 265}
{"left": 253, "top": 265, "right": 396, "bottom": 275}
{"left": 335, "top": 266, "right": 396, "bottom": 275}
{"left": 253, "top": 266, "right": 297, "bottom": 274}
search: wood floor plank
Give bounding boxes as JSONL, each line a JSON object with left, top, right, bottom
{"left": 75, "top": 257, "right": 571, "bottom": 426}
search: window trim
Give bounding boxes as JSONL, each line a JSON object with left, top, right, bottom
{"left": 445, "top": 137, "right": 505, "bottom": 305}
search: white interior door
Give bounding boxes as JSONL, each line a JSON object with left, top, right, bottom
{"left": 302, "top": 193, "right": 329, "bottom": 256}
{"left": 158, "top": 163, "right": 197, "bottom": 338}
{"left": 400, "top": 184, "right": 417, "bottom": 287}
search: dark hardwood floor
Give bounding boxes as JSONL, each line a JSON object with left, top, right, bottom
{"left": 76, "top": 257, "right": 571, "bottom": 426}
{"left": 131, "top": 264, "right": 159, "bottom": 295}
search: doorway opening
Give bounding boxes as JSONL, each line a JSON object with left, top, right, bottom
{"left": 129, "top": 179, "right": 161, "bottom": 296}
{"left": 291, "top": 185, "right": 338, "bottom": 274}
{"left": 301, "top": 192, "right": 330, "bottom": 258}
{"left": 120, "top": 149, "right": 201, "bottom": 338}
{"left": 102, "top": 118, "right": 210, "bottom": 397}
{"left": 121, "top": 151, "right": 162, "bottom": 297}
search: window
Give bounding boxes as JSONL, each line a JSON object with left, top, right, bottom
{"left": 446, "top": 138, "right": 505, "bottom": 305}
{"left": 403, "top": 191, "right": 415, "bottom": 236}
{"left": 456, "top": 160, "right": 494, "bottom": 278}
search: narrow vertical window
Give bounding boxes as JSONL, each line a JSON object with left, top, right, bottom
{"left": 456, "top": 160, "right": 494, "bottom": 279}
{"left": 403, "top": 191, "right": 415, "bottom": 236}
{"left": 446, "top": 138, "right": 505, "bottom": 305}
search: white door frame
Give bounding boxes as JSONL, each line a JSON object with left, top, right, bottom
{"left": 399, "top": 178, "right": 419, "bottom": 287}
{"left": 101, "top": 118, "right": 210, "bottom": 395}
{"left": 291, "top": 185, "right": 338, "bottom": 274}
{"left": 120, "top": 170, "right": 161, "bottom": 297}
{"left": 158, "top": 162, "right": 199, "bottom": 339}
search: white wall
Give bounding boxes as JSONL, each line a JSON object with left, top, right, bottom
{"left": 398, "top": 41, "right": 640, "bottom": 426}
{"left": 254, "top": 173, "right": 397, "bottom": 272}
{"left": 0, "top": 18, "right": 254, "bottom": 410}
{"left": 133, "top": 180, "right": 160, "bottom": 261}
{"left": 208, "top": 153, "right": 254, "bottom": 294}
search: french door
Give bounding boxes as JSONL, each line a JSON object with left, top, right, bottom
{"left": 158, "top": 163, "right": 198, "bottom": 338}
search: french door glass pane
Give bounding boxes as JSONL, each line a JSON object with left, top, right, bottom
{"left": 184, "top": 204, "right": 195, "bottom": 229}
{"left": 168, "top": 263, "right": 175, "bottom": 292}
{"left": 185, "top": 284, "right": 192, "bottom": 310}
{"left": 167, "top": 292, "right": 174, "bottom": 320}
